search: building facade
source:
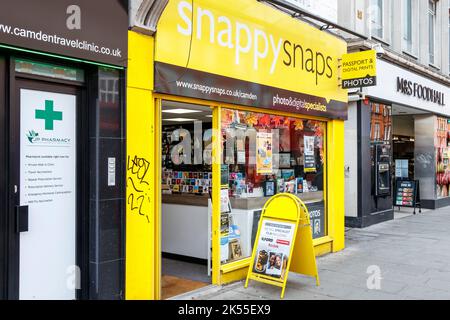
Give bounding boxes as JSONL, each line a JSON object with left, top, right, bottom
{"left": 285, "top": 0, "right": 338, "bottom": 22}
{"left": 340, "top": 0, "right": 450, "bottom": 227}
{"left": 126, "top": 0, "right": 347, "bottom": 300}
{"left": 0, "top": 0, "right": 128, "bottom": 300}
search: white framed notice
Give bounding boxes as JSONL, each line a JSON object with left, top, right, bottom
{"left": 19, "top": 89, "right": 77, "bottom": 300}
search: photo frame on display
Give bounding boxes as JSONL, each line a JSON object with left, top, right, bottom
{"left": 264, "top": 180, "right": 276, "bottom": 197}
{"left": 281, "top": 169, "right": 295, "bottom": 181}
{"left": 278, "top": 152, "right": 291, "bottom": 168}
{"left": 230, "top": 240, "right": 242, "bottom": 260}
{"left": 284, "top": 181, "right": 297, "bottom": 194}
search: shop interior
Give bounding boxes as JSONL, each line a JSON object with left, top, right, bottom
{"left": 370, "top": 103, "right": 427, "bottom": 217}
{"left": 160, "top": 101, "right": 213, "bottom": 299}
{"left": 160, "top": 101, "right": 327, "bottom": 298}
{"left": 387, "top": 103, "right": 450, "bottom": 213}
{"left": 219, "top": 108, "right": 327, "bottom": 270}
{"left": 391, "top": 104, "right": 427, "bottom": 180}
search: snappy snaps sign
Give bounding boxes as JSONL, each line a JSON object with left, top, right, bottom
{"left": 155, "top": 0, "right": 348, "bottom": 119}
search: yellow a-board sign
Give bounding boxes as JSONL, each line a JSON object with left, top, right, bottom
{"left": 341, "top": 50, "right": 377, "bottom": 89}
{"left": 245, "top": 193, "right": 319, "bottom": 299}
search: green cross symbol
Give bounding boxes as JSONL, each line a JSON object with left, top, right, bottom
{"left": 35, "top": 100, "right": 63, "bottom": 130}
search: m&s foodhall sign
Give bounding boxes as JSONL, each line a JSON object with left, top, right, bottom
{"left": 397, "top": 77, "right": 445, "bottom": 106}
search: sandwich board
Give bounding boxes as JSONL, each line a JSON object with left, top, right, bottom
{"left": 245, "top": 193, "right": 319, "bottom": 298}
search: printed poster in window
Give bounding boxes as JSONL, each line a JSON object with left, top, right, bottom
{"left": 220, "top": 212, "right": 230, "bottom": 263}
{"left": 256, "top": 132, "right": 273, "bottom": 175}
{"left": 304, "top": 135, "right": 316, "bottom": 173}
{"left": 220, "top": 188, "right": 231, "bottom": 213}
{"left": 236, "top": 138, "right": 246, "bottom": 164}
{"left": 220, "top": 228, "right": 229, "bottom": 262}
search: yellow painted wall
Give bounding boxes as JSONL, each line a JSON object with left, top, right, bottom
{"left": 327, "top": 120, "right": 345, "bottom": 252}
{"left": 126, "top": 31, "right": 157, "bottom": 300}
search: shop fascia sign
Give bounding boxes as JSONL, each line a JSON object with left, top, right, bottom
{"left": 174, "top": 3, "right": 335, "bottom": 85}
{"left": 154, "top": 0, "right": 348, "bottom": 120}
{"left": 0, "top": 0, "right": 128, "bottom": 67}
{"left": 396, "top": 77, "right": 445, "bottom": 106}
{"left": 341, "top": 50, "right": 377, "bottom": 89}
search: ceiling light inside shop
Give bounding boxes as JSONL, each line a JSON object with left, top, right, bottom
{"left": 205, "top": 115, "right": 213, "bottom": 118}
{"left": 162, "top": 108, "right": 203, "bottom": 114}
{"left": 162, "top": 118, "right": 198, "bottom": 122}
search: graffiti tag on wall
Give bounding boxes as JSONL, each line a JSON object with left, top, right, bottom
{"left": 127, "top": 155, "right": 151, "bottom": 223}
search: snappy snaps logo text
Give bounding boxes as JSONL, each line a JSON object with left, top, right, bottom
{"left": 176, "top": 0, "right": 334, "bottom": 85}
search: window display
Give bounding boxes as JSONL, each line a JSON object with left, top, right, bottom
{"left": 220, "top": 108, "right": 326, "bottom": 264}
{"left": 161, "top": 123, "right": 212, "bottom": 195}
{"left": 436, "top": 117, "right": 450, "bottom": 198}
{"left": 162, "top": 170, "right": 211, "bottom": 195}
{"left": 369, "top": 103, "right": 392, "bottom": 197}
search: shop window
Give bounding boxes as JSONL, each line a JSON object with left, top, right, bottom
{"left": 98, "top": 68, "right": 121, "bottom": 137}
{"left": 15, "top": 58, "right": 84, "bottom": 82}
{"left": 436, "top": 117, "right": 450, "bottom": 198}
{"left": 370, "top": 103, "right": 392, "bottom": 195}
{"left": 371, "top": 104, "right": 391, "bottom": 142}
{"left": 220, "top": 109, "right": 326, "bottom": 265}
{"left": 99, "top": 76, "right": 119, "bottom": 104}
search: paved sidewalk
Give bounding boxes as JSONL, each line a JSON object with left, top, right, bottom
{"left": 179, "top": 206, "right": 450, "bottom": 300}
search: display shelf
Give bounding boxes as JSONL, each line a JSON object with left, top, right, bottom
{"left": 230, "top": 191, "right": 323, "bottom": 210}
{"left": 162, "top": 193, "right": 209, "bottom": 207}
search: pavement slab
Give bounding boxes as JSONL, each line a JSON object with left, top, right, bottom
{"left": 177, "top": 206, "right": 450, "bottom": 300}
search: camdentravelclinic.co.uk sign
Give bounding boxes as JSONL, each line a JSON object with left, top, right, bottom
{"left": 0, "top": 0, "right": 127, "bottom": 67}
{"left": 397, "top": 77, "right": 445, "bottom": 106}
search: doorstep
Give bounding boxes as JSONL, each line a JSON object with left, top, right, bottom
{"left": 168, "top": 282, "right": 242, "bottom": 300}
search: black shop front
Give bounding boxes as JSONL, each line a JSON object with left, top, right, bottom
{"left": 0, "top": 0, "right": 128, "bottom": 300}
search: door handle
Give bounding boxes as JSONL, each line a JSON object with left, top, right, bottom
{"left": 16, "top": 205, "right": 29, "bottom": 233}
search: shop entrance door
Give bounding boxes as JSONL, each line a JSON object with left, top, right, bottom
{"left": 159, "top": 100, "right": 213, "bottom": 299}
{"left": 11, "top": 80, "right": 80, "bottom": 300}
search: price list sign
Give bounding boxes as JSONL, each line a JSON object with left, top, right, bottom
{"left": 395, "top": 180, "right": 416, "bottom": 207}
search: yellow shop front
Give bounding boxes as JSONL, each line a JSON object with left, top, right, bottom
{"left": 126, "top": 0, "right": 347, "bottom": 300}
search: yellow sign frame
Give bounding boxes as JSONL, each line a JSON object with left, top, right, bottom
{"left": 341, "top": 50, "right": 377, "bottom": 89}
{"left": 245, "top": 193, "right": 319, "bottom": 298}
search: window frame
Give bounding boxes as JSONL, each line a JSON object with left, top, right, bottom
{"left": 402, "top": 0, "right": 419, "bottom": 55}
{"left": 428, "top": 0, "right": 437, "bottom": 65}
{"left": 370, "top": 0, "right": 385, "bottom": 40}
